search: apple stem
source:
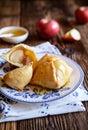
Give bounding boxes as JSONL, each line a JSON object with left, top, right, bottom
{"left": 45, "top": 11, "right": 52, "bottom": 21}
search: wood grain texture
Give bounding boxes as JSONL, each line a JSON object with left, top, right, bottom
{"left": 0, "top": 0, "right": 20, "bottom": 16}
{"left": 0, "top": 0, "right": 88, "bottom": 130}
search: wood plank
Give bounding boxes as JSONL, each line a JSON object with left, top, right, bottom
{"left": 0, "top": 17, "right": 20, "bottom": 27}
{"left": 0, "top": 0, "right": 21, "bottom": 48}
{"left": 0, "top": 0, "right": 20, "bottom": 16}
{"left": 0, "top": 122, "right": 17, "bottom": 130}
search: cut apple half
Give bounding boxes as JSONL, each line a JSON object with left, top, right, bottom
{"left": 62, "top": 29, "right": 81, "bottom": 42}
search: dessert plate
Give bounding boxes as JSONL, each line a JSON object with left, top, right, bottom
{"left": 0, "top": 48, "right": 84, "bottom": 103}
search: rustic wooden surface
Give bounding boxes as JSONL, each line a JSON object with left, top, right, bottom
{"left": 0, "top": 0, "right": 88, "bottom": 130}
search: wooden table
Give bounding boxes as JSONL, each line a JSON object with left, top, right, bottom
{"left": 0, "top": 0, "right": 88, "bottom": 130}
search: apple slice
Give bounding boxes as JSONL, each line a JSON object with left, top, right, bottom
{"left": 62, "top": 29, "right": 81, "bottom": 42}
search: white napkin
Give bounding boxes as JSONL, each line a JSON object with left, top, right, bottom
{"left": 0, "top": 42, "right": 88, "bottom": 122}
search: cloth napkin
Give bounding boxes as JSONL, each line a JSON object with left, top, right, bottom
{"left": 0, "top": 42, "right": 88, "bottom": 122}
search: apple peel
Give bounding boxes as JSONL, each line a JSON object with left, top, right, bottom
{"left": 36, "top": 18, "right": 60, "bottom": 39}
{"left": 75, "top": 6, "right": 88, "bottom": 24}
{"left": 62, "top": 29, "right": 81, "bottom": 42}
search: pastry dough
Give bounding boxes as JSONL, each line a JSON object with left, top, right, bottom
{"left": 30, "top": 54, "right": 73, "bottom": 89}
{"left": 1, "top": 44, "right": 37, "bottom": 69}
{"left": 3, "top": 63, "right": 33, "bottom": 91}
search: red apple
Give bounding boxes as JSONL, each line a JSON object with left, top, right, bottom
{"left": 62, "top": 29, "right": 81, "bottom": 42}
{"left": 75, "top": 6, "right": 88, "bottom": 24}
{"left": 36, "top": 18, "right": 60, "bottom": 39}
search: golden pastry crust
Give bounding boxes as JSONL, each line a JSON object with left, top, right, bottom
{"left": 1, "top": 44, "right": 38, "bottom": 69}
{"left": 30, "top": 54, "right": 73, "bottom": 89}
{"left": 31, "top": 61, "right": 60, "bottom": 89}
{"left": 3, "top": 64, "right": 33, "bottom": 91}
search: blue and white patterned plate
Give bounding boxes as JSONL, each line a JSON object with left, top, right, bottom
{"left": 0, "top": 48, "right": 84, "bottom": 103}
